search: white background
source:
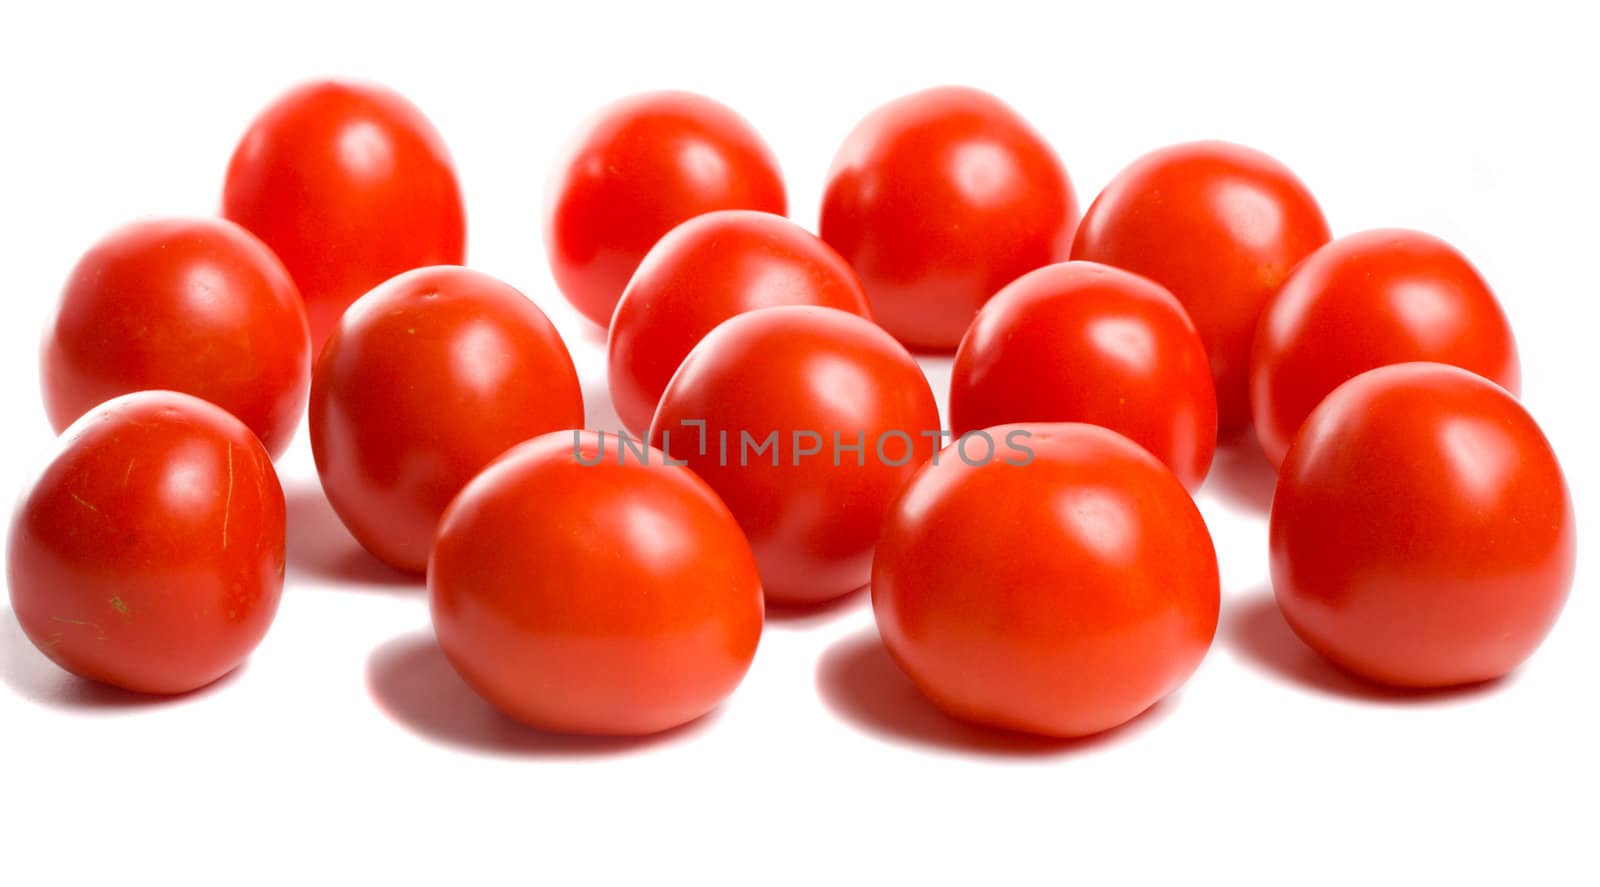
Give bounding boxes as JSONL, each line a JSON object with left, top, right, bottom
{"left": 1, "top": 1, "right": 1595, "bottom": 883}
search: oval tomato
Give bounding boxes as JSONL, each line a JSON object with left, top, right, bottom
{"left": 949, "top": 261, "right": 1217, "bottom": 490}
{"left": 7, "top": 391, "right": 286, "bottom": 694}
{"left": 223, "top": 79, "right": 466, "bottom": 348}
{"left": 429, "top": 431, "right": 763, "bottom": 736}
{"left": 310, "top": 266, "right": 582, "bottom": 574}
{"left": 41, "top": 217, "right": 311, "bottom": 460}
{"left": 650, "top": 305, "right": 940, "bottom": 604}
{"left": 1070, "top": 141, "right": 1330, "bottom": 432}
{"left": 1270, "top": 363, "right": 1574, "bottom": 688}
{"left": 1251, "top": 229, "right": 1520, "bottom": 467}
{"left": 608, "top": 210, "right": 872, "bottom": 434}
{"left": 820, "top": 86, "right": 1078, "bottom": 351}
{"left": 872, "top": 422, "right": 1219, "bottom": 738}
{"left": 546, "top": 91, "right": 787, "bottom": 327}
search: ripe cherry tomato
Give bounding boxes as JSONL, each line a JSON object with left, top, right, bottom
{"left": 949, "top": 261, "right": 1217, "bottom": 490}
{"left": 546, "top": 91, "right": 787, "bottom": 327}
{"left": 650, "top": 306, "right": 940, "bottom": 604}
{"left": 608, "top": 210, "right": 872, "bottom": 434}
{"left": 872, "top": 423, "right": 1219, "bottom": 738}
{"left": 41, "top": 217, "right": 311, "bottom": 460}
{"left": 1270, "top": 363, "right": 1574, "bottom": 688}
{"left": 1070, "top": 141, "right": 1330, "bottom": 432}
{"left": 223, "top": 80, "right": 466, "bottom": 349}
{"left": 310, "top": 266, "right": 582, "bottom": 574}
{"left": 820, "top": 86, "right": 1079, "bottom": 350}
{"left": 429, "top": 431, "right": 763, "bottom": 735}
{"left": 7, "top": 391, "right": 286, "bottom": 695}
{"left": 1251, "top": 229, "right": 1520, "bottom": 467}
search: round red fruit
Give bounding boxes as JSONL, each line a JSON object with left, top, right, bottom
{"left": 546, "top": 91, "right": 787, "bottom": 327}
{"left": 608, "top": 210, "right": 871, "bottom": 434}
{"left": 820, "top": 86, "right": 1078, "bottom": 350}
{"left": 310, "top": 266, "right": 583, "bottom": 574}
{"left": 1270, "top": 363, "right": 1573, "bottom": 688}
{"left": 873, "top": 423, "right": 1219, "bottom": 738}
{"left": 8, "top": 391, "right": 286, "bottom": 695}
{"left": 429, "top": 431, "right": 764, "bottom": 736}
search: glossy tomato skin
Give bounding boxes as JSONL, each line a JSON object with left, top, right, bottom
{"left": 949, "top": 261, "right": 1217, "bottom": 489}
{"left": 608, "top": 210, "right": 872, "bottom": 434}
{"left": 820, "top": 86, "right": 1079, "bottom": 351}
{"left": 873, "top": 423, "right": 1219, "bottom": 738}
{"left": 429, "top": 431, "right": 764, "bottom": 735}
{"left": 1270, "top": 363, "right": 1574, "bottom": 688}
{"left": 42, "top": 217, "right": 311, "bottom": 460}
{"left": 223, "top": 80, "right": 466, "bottom": 349}
{"left": 1071, "top": 141, "right": 1330, "bottom": 432}
{"left": 546, "top": 92, "right": 787, "bottom": 327}
{"left": 650, "top": 306, "right": 940, "bottom": 604}
{"left": 7, "top": 391, "right": 286, "bottom": 695}
{"left": 1251, "top": 229, "right": 1520, "bottom": 467}
{"left": 310, "top": 266, "right": 583, "bottom": 574}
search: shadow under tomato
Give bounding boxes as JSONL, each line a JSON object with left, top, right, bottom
{"left": 0, "top": 606, "right": 244, "bottom": 710}
{"left": 282, "top": 480, "right": 419, "bottom": 591}
{"left": 1223, "top": 588, "right": 1510, "bottom": 704}
{"left": 1204, "top": 430, "right": 1278, "bottom": 514}
{"left": 365, "top": 629, "right": 713, "bottom": 758}
{"left": 765, "top": 584, "right": 869, "bottom": 629}
{"left": 814, "top": 627, "right": 1172, "bottom": 757}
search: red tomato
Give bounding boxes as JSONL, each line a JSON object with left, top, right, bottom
{"left": 1270, "top": 363, "right": 1574, "bottom": 688}
{"left": 223, "top": 80, "right": 466, "bottom": 349}
{"left": 949, "top": 261, "right": 1217, "bottom": 490}
{"left": 41, "top": 217, "right": 311, "bottom": 460}
{"left": 608, "top": 210, "right": 872, "bottom": 434}
{"left": 1251, "top": 229, "right": 1520, "bottom": 467}
{"left": 7, "top": 391, "right": 285, "bottom": 694}
{"left": 310, "top": 266, "right": 582, "bottom": 574}
{"left": 429, "top": 431, "right": 763, "bottom": 735}
{"left": 1070, "top": 141, "right": 1330, "bottom": 432}
{"left": 873, "top": 423, "right": 1219, "bottom": 737}
{"left": 546, "top": 91, "right": 787, "bottom": 327}
{"left": 820, "top": 86, "right": 1079, "bottom": 350}
{"left": 650, "top": 306, "right": 940, "bottom": 604}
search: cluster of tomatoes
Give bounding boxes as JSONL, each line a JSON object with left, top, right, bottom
{"left": 7, "top": 81, "right": 1575, "bottom": 740}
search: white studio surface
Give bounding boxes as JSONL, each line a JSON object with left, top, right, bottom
{"left": 1, "top": 1, "right": 1595, "bottom": 883}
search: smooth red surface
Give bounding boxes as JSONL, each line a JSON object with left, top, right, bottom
{"left": 820, "top": 86, "right": 1078, "bottom": 350}
{"left": 42, "top": 216, "right": 311, "bottom": 459}
{"left": 429, "top": 431, "right": 764, "bottom": 736}
{"left": 546, "top": 91, "right": 787, "bottom": 327}
{"left": 7, "top": 391, "right": 286, "bottom": 695}
{"left": 1251, "top": 229, "right": 1520, "bottom": 467}
{"left": 1270, "top": 363, "right": 1574, "bottom": 688}
{"left": 872, "top": 423, "right": 1219, "bottom": 738}
{"left": 223, "top": 79, "right": 466, "bottom": 349}
{"left": 649, "top": 306, "right": 940, "bottom": 604}
{"left": 608, "top": 210, "right": 872, "bottom": 434}
{"left": 1071, "top": 141, "right": 1330, "bottom": 432}
{"left": 310, "top": 266, "right": 583, "bottom": 574}
{"left": 949, "top": 261, "right": 1217, "bottom": 489}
